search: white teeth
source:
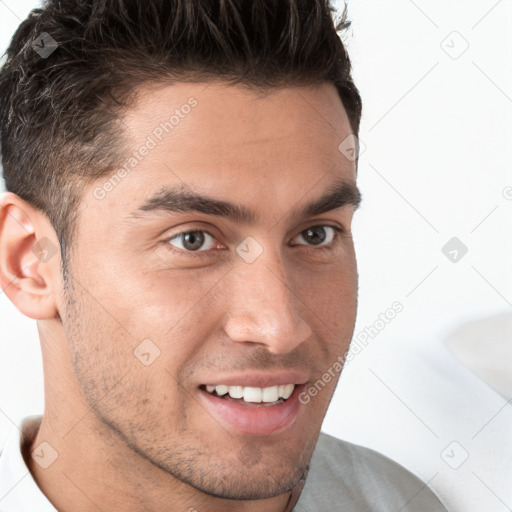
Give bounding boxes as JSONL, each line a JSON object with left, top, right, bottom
{"left": 262, "top": 385, "right": 279, "bottom": 402}
{"left": 215, "top": 385, "right": 229, "bottom": 396}
{"left": 228, "top": 385, "right": 243, "bottom": 399}
{"left": 205, "top": 384, "right": 296, "bottom": 403}
{"left": 243, "top": 387, "right": 262, "bottom": 403}
{"left": 279, "top": 384, "right": 295, "bottom": 400}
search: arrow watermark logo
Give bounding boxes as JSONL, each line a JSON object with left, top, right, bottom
{"left": 442, "top": 236, "right": 468, "bottom": 263}
{"left": 134, "top": 338, "right": 161, "bottom": 366}
{"left": 236, "top": 236, "right": 264, "bottom": 264}
{"left": 31, "top": 32, "right": 59, "bottom": 58}
{"left": 441, "top": 441, "right": 469, "bottom": 469}
{"left": 32, "top": 236, "right": 58, "bottom": 263}
{"left": 338, "top": 134, "right": 366, "bottom": 162}
{"left": 31, "top": 441, "right": 59, "bottom": 469}
{"left": 441, "top": 31, "right": 469, "bottom": 60}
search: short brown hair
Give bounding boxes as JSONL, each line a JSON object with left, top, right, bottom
{"left": 0, "top": 0, "right": 362, "bottom": 278}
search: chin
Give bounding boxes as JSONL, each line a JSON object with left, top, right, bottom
{"left": 188, "top": 462, "right": 308, "bottom": 501}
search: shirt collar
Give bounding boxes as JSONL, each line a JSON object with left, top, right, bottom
{"left": 0, "top": 415, "right": 56, "bottom": 512}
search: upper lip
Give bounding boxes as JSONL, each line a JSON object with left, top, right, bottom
{"left": 201, "top": 371, "right": 309, "bottom": 389}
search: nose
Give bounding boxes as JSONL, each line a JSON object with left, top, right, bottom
{"left": 221, "top": 247, "right": 313, "bottom": 355}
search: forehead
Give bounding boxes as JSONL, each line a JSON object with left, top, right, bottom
{"left": 83, "top": 81, "right": 356, "bottom": 225}
{"left": 122, "top": 79, "right": 353, "bottom": 168}
{"left": 125, "top": 79, "right": 350, "bottom": 130}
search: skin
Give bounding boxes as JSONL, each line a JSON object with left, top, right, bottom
{"left": 0, "top": 81, "right": 359, "bottom": 512}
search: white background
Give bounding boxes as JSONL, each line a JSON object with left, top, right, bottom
{"left": 1, "top": 1, "right": 511, "bottom": 511}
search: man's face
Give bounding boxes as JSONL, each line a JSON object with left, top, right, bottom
{"left": 60, "top": 81, "right": 359, "bottom": 500}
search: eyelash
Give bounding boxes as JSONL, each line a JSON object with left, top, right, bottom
{"left": 162, "top": 225, "right": 345, "bottom": 258}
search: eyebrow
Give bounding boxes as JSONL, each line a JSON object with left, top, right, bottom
{"left": 130, "top": 178, "right": 361, "bottom": 224}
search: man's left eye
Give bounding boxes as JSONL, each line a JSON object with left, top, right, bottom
{"left": 293, "top": 225, "right": 342, "bottom": 247}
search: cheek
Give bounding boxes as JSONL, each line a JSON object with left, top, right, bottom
{"left": 123, "top": 271, "right": 223, "bottom": 347}
{"left": 84, "top": 255, "right": 215, "bottom": 343}
{"left": 298, "top": 255, "right": 357, "bottom": 324}
{"left": 63, "top": 284, "right": 190, "bottom": 427}
{"left": 293, "top": 256, "right": 357, "bottom": 382}
{"left": 61, "top": 286, "right": 132, "bottom": 410}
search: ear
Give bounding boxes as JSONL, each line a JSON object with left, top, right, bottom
{"left": 0, "top": 192, "right": 61, "bottom": 320}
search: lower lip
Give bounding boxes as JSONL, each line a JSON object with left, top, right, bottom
{"left": 198, "top": 384, "right": 305, "bottom": 436}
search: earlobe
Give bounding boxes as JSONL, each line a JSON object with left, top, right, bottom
{"left": 0, "top": 192, "right": 60, "bottom": 320}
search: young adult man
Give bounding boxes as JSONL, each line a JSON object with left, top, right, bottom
{"left": 0, "top": 1, "right": 447, "bottom": 510}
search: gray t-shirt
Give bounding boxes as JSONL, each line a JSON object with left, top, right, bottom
{"left": 292, "top": 432, "right": 447, "bottom": 511}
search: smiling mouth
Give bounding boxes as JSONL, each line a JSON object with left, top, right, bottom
{"left": 199, "top": 384, "right": 295, "bottom": 407}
